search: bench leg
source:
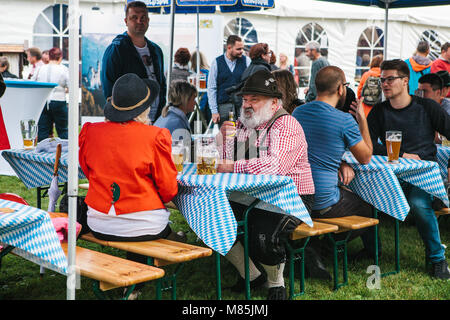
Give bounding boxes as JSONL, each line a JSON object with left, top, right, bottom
{"left": 326, "top": 232, "right": 351, "bottom": 291}
{"left": 152, "top": 262, "right": 183, "bottom": 300}
{"left": 284, "top": 238, "right": 308, "bottom": 299}
{"left": 373, "top": 209, "right": 400, "bottom": 277}
{"left": 215, "top": 251, "right": 222, "bottom": 300}
{"left": 0, "top": 245, "right": 15, "bottom": 270}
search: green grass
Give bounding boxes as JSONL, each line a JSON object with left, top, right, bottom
{"left": 0, "top": 175, "right": 449, "bottom": 300}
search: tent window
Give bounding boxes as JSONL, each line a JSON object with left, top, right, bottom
{"left": 355, "top": 26, "right": 384, "bottom": 83}
{"left": 224, "top": 18, "right": 258, "bottom": 53}
{"left": 294, "top": 23, "right": 328, "bottom": 87}
{"left": 421, "top": 30, "right": 442, "bottom": 61}
{"left": 32, "top": 3, "right": 81, "bottom": 64}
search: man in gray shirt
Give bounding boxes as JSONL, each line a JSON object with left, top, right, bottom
{"left": 304, "top": 41, "right": 330, "bottom": 102}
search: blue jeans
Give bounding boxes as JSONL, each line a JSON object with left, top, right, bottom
{"left": 402, "top": 183, "right": 446, "bottom": 263}
{"left": 37, "top": 100, "right": 68, "bottom": 142}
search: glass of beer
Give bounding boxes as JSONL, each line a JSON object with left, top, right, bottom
{"left": 172, "top": 140, "right": 185, "bottom": 173}
{"left": 386, "top": 131, "right": 402, "bottom": 163}
{"left": 199, "top": 74, "right": 207, "bottom": 89}
{"left": 196, "top": 137, "right": 218, "bottom": 175}
{"left": 20, "top": 119, "right": 37, "bottom": 149}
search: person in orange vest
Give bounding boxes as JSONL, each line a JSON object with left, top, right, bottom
{"left": 405, "top": 41, "right": 432, "bottom": 95}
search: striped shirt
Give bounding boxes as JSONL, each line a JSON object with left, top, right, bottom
{"left": 221, "top": 106, "right": 315, "bottom": 196}
{"left": 292, "top": 101, "right": 362, "bottom": 210}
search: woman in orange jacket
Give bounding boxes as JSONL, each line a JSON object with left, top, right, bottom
{"left": 79, "top": 73, "right": 181, "bottom": 298}
{"left": 357, "top": 54, "right": 383, "bottom": 117}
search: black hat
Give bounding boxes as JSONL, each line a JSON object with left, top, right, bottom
{"left": 436, "top": 70, "right": 450, "bottom": 87}
{"left": 237, "top": 69, "right": 283, "bottom": 98}
{"left": 104, "top": 73, "right": 160, "bottom": 122}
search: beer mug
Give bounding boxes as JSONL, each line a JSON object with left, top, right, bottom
{"left": 386, "top": 131, "right": 402, "bottom": 163}
{"left": 188, "top": 74, "right": 196, "bottom": 86}
{"left": 20, "top": 119, "right": 37, "bottom": 149}
{"left": 196, "top": 137, "right": 219, "bottom": 175}
{"left": 199, "top": 74, "right": 207, "bottom": 89}
{"left": 172, "top": 139, "right": 185, "bottom": 173}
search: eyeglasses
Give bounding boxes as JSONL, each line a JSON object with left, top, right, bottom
{"left": 380, "top": 76, "right": 405, "bottom": 84}
{"left": 342, "top": 82, "right": 350, "bottom": 87}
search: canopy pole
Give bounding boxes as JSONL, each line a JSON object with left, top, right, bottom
{"left": 196, "top": 6, "right": 200, "bottom": 76}
{"left": 166, "top": 0, "right": 176, "bottom": 102}
{"left": 67, "top": 0, "right": 80, "bottom": 300}
{"left": 384, "top": 1, "right": 389, "bottom": 59}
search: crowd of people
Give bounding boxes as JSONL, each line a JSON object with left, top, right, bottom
{"left": 5, "top": 0, "right": 450, "bottom": 300}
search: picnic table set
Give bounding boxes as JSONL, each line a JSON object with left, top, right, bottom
{"left": 1, "top": 142, "right": 449, "bottom": 291}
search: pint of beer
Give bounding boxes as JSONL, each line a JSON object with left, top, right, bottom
{"left": 196, "top": 137, "right": 218, "bottom": 175}
{"left": 199, "top": 74, "right": 207, "bottom": 89}
{"left": 386, "top": 131, "right": 402, "bottom": 163}
{"left": 20, "top": 119, "right": 37, "bottom": 149}
{"left": 172, "top": 140, "right": 185, "bottom": 173}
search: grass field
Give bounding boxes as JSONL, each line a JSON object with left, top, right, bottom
{"left": 0, "top": 175, "right": 449, "bottom": 300}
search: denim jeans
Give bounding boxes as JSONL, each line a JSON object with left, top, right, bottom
{"left": 402, "top": 183, "right": 446, "bottom": 263}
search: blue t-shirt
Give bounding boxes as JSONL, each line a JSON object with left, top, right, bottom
{"left": 292, "top": 101, "right": 362, "bottom": 210}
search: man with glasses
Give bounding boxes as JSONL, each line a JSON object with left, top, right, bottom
{"left": 101, "top": 1, "right": 166, "bottom": 122}
{"left": 367, "top": 59, "right": 450, "bottom": 280}
{"left": 293, "top": 66, "right": 378, "bottom": 267}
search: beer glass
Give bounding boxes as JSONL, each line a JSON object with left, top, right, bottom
{"left": 386, "top": 131, "right": 402, "bottom": 163}
{"left": 172, "top": 139, "right": 185, "bottom": 173}
{"left": 20, "top": 119, "right": 37, "bottom": 149}
{"left": 196, "top": 137, "right": 218, "bottom": 175}
{"left": 199, "top": 74, "right": 207, "bottom": 89}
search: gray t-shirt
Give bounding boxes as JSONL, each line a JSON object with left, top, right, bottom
{"left": 441, "top": 98, "right": 450, "bottom": 116}
{"left": 305, "top": 56, "right": 330, "bottom": 102}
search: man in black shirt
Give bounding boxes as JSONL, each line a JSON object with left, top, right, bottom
{"left": 367, "top": 59, "right": 450, "bottom": 280}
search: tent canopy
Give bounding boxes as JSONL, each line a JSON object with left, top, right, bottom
{"left": 317, "top": 0, "right": 450, "bottom": 8}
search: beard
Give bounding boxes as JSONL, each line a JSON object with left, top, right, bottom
{"left": 239, "top": 99, "right": 275, "bottom": 129}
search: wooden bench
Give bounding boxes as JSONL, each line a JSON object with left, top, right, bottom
{"left": 60, "top": 243, "right": 165, "bottom": 299}
{"left": 435, "top": 207, "right": 450, "bottom": 223}
{"left": 311, "top": 216, "right": 379, "bottom": 290}
{"left": 49, "top": 211, "right": 212, "bottom": 299}
{"left": 285, "top": 221, "right": 339, "bottom": 299}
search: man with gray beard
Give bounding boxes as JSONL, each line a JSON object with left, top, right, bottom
{"left": 215, "top": 69, "right": 315, "bottom": 300}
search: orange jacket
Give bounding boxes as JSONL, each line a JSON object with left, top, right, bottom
{"left": 357, "top": 67, "right": 381, "bottom": 117}
{"left": 79, "top": 121, "right": 178, "bottom": 215}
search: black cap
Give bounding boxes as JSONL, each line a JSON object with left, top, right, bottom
{"left": 237, "top": 69, "right": 283, "bottom": 99}
{"left": 436, "top": 70, "right": 450, "bottom": 87}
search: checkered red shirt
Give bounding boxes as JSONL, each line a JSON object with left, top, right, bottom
{"left": 221, "top": 106, "right": 315, "bottom": 196}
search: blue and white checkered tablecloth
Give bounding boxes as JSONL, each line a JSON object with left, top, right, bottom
{"left": 342, "top": 152, "right": 449, "bottom": 221}
{"left": 0, "top": 199, "right": 67, "bottom": 275}
{"left": 2, "top": 149, "right": 86, "bottom": 189}
{"left": 437, "top": 145, "right": 450, "bottom": 182}
{"left": 174, "top": 163, "right": 312, "bottom": 256}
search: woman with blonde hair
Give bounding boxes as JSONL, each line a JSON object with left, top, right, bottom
{"left": 154, "top": 79, "right": 198, "bottom": 134}
{"left": 272, "top": 69, "right": 302, "bottom": 114}
{"left": 277, "top": 52, "right": 294, "bottom": 75}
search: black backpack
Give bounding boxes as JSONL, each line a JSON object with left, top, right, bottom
{"left": 361, "top": 76, "right": 382, "bottom": 106}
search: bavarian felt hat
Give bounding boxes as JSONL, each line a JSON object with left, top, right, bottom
{"left": 436, "top": 70, "right": 450, "bottom": 87}
{"left": 104, "top": 73, "right": 160, "bottom": 122}
{"left": 237, "top": 69, "right": 283, "bottom": 99}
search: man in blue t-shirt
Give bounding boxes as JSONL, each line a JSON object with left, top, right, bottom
{"left": 293, "top": 65, "right": 378, "bottom": 260}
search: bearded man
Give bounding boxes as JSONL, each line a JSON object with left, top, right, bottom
{"left": 216, "top": 69, "right": 315, "bottom": 300}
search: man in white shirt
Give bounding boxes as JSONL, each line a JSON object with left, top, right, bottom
{"left": 26, "top": 47, "right": 44, "bottom": 80}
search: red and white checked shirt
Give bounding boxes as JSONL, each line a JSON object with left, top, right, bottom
{"left": 221, "top": 106, "right": 315, "bottom": 196}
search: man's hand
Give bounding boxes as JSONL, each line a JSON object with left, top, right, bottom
{"left": 219, "top": 120, "right": 236, "bottom": 138}
{"left": 402, "top": 153, "right": 421, "bottom": 160}
{"left": 212, "top": 113, "right": 220, "bottom": 124}
{"left": 338, "top": 161, "right": 355, "bottom": 185}
{"left": 217, "top": 159, "right": 235, "bottom": 173}
{"left": 303, "top": 88, "right": 309, "bottom": 94}
{"left": 349, "top": 98, "right": 366, "bottom": 124}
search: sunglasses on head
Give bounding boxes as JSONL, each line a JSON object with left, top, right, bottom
{"left": 142, "top": 55, "right": 152, "bottom": 67}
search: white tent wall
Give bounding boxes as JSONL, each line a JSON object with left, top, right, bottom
{"left": 0, "top": 0, "right": 449, "bottom": 86}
